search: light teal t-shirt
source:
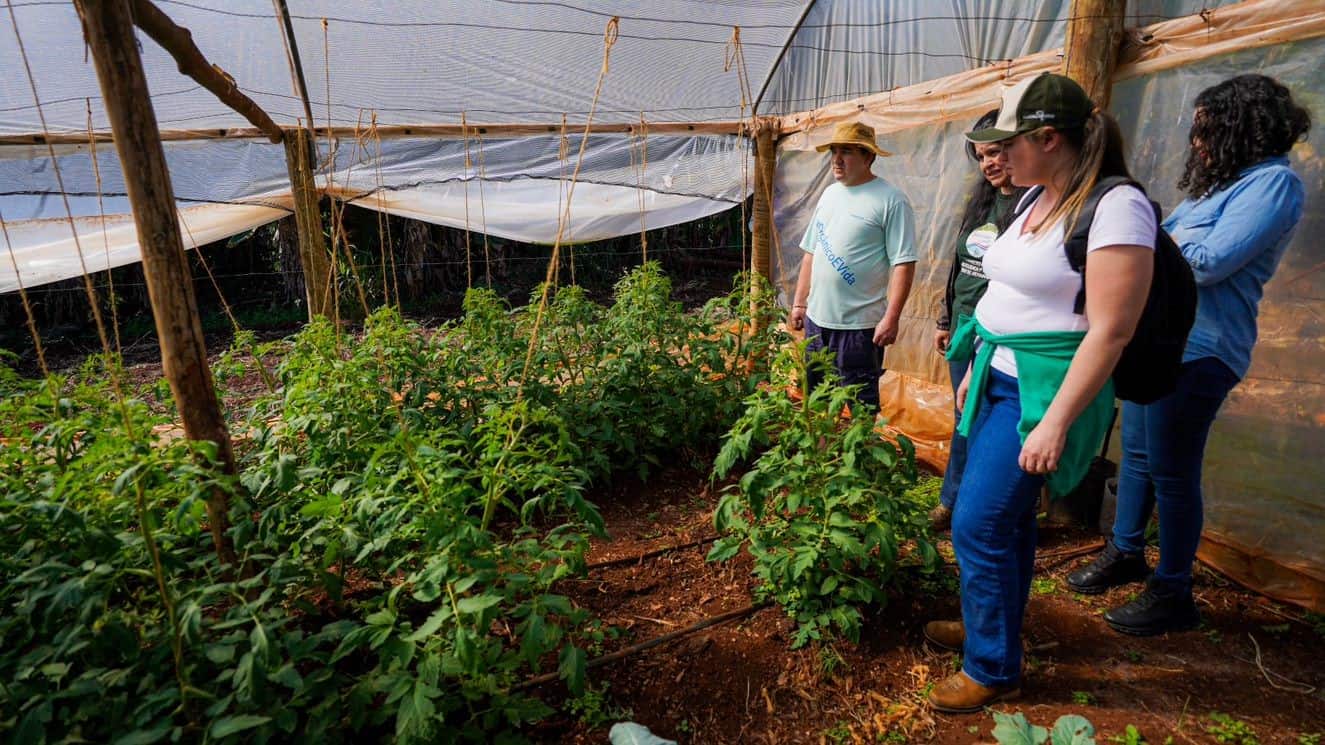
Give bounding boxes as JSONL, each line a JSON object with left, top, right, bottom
{"left": 799, "top": 177, "right": 917, "bottom": 330}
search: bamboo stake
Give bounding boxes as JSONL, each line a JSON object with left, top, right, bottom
{"left": 74, "top": 0, "right": 239, "bottom": 568}
{"left": 750, "top": 118, "right": 776, "bottom": 325}
{"left": 282, "top": 126, "right": 334, "bottom": 319}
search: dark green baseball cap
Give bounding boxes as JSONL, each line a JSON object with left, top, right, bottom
{"left": 965, "top": 72, "right": 1095, "bottom": 143}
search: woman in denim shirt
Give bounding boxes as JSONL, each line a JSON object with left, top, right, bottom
{"left": 1068, "top": 75, "right": 1312, "bottom": 634}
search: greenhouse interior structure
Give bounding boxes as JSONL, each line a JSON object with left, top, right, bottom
{"left": 2, "top": 0, "right": 1323, "bottom": 743}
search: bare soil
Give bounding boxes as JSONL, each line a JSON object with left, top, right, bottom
{"left": 535, "top": 463, "right": 1325, "bottom": 745}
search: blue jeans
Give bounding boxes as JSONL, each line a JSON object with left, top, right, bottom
{"left": 952, "top": 368, "right": 1043, "bottom": 688}
{"left": 1112, "top": 357, "right": 1239, "bottom": 591}
{"left": 804, "top": 317, "right": 883, "bottom": 410}
{"left": 938, "top": 358, "right": 970, "bottom": 509}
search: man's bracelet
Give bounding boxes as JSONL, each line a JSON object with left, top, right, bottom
{"left": 793, "top": 304, "right": 807, "bottom": 309}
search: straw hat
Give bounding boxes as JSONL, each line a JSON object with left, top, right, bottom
{"left": 815, "top": 121, "right": 893, "bottom": 157}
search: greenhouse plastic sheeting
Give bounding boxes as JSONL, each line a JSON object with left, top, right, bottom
{"left": 3, "top": 0, "right": 777, "bottom": 291}
{"left": 773, "top": 33, "right": 1325, "bottom": 612}
{"left": 757, "top": 0, "right": 1241, "bottom": 117}
{"left": 1, "top": 0, "right": 808, "bottom": 134}
{"left": 331, "top": 133, "right": 750, "bottom": 243}
{"left": 1, "top": 131, "right": 751, "bottom": 292}
{"left": 0, "top": 203, "right": 290, "bottom": 293}
{"left": 0, "top": 134, "right": 750, "bottom": 291}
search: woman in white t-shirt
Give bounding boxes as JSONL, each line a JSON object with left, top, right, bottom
{"left": 923, "top": 73, "right": 1156, "bottom": 714}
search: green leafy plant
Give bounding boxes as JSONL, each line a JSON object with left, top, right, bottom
{"left": 1033, "top": 577, "right": 1059, "bottom": 595}
{"left": 992, "top": 711, "right": 1096, "bottom": 745}
{"left": 1106, "top": 725, "right": 1147, "bottom": 745}
{"left": 708, "top": 341, "right": 936, "bottom": 647}
{"left": 566, "top": 683, "right": 632, "bottom": 728}
{"left": 1205, "top": 712, "right": 1258, "bottom": 745}
{"left": 1072, "top": 690, "right": 1096, "bottom": 706}
{"left": 0, "top": 265, "right": 790, "bottom": 744}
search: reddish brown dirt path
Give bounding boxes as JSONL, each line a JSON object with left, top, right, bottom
{"left": 536, "top": 464, "right": 1325, "bottom": 745}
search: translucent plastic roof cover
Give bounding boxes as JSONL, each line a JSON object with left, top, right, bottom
{"left": 2, "top": 0, "right": 811, "bottom": 136}
{"left": 757, "top": 0, "right": 1242, "bottom": 116}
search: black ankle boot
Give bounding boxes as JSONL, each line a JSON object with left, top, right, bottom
{"left": 1066, "top": 540, "right": 1150, "bottom": 594}
{"left": 1104, "top": 577, "right": 1200, "bottom": 636}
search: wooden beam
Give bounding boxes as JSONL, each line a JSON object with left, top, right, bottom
{"left": 73, "top": 0, "right": 239, "bottom": 567}
{"left": 0, "top": 120, "right": 746, "bottom": 147}
{"left": 282, "top": 127, "right": 333, "bottom": 320}
{"left": 128, "top": 0, "right": 283, "bottom": 143}
{"left": 1063, "top": 0, "right": 1127, "bottom": 108}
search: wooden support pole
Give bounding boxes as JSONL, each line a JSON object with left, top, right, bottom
{"left": 749, "top": 119, "right": 777, "bottom": 321}
{"left": 282, "top": 127, "right": 334, "bottom": 320}
{"left": 1064, "top": 0, "right": 1128, "bottom": 108}
{"left": 129, "top": 0, "right": 284, "bottom": 143}
{"left": 74, "top": 0, "right": 239, "bottom": 567}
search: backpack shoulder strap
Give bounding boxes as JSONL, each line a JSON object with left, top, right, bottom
{"left": 1001, "top": 185, "right": 1042, "bottom": 237}
{"left": 1067, "top": 176, "right": 1146, "bottom": 314}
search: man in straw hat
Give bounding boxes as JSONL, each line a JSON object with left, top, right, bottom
{"left": 789, "top": 120, "right": 917, "bottom": 410}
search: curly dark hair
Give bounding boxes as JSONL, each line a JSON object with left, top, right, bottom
{"left": 1178, "top": 74, "right": 1311, "bottom": 198}
{"left": 958, "top": 109, "right": 1025, "bottom": 236}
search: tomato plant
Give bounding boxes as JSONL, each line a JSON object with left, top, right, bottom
{"left": 708, "top": 341, "right": 939, "bottom": 647}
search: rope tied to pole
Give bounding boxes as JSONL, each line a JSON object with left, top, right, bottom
{"left": 462, "top": 111, "right": 474, "bottom": 289}
{"left": 481, "top": 15, "right": 619, "bottom": 533}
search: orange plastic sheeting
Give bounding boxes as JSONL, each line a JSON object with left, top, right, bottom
{"left": 1198, "top": 531, "right": 1325, "bottom": 614}
{"left": 875, "top": 371, "right": 955, "bottom": 474}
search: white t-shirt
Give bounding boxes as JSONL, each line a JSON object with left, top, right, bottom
{"left": 974, "top": 185, "right": 1157, "bottom": 376}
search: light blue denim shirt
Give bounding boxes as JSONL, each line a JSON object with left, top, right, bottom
{"left": 1162, "top": 156, "right": 1304, "bottom": 379}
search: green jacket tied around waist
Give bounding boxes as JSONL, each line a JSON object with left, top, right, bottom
{"left": 945, "top": 315, "right": 1114, "bottom": 496}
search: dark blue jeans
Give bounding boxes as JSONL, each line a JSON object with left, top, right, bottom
{"left": 952, "top": 368, "right": 1043, "bottom": 687}
{"left": 1112, "top": 356, "right": 1239, "bottom": 591}
{"left": 938, "top": 357, "right": 970, "bottom": 509}
{"left": 804, "top": 317, "right": 883, "bottom": 410}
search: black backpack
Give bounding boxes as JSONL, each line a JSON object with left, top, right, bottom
{"left": 1011, "top": 176, "right": 1196, "bottom": 404}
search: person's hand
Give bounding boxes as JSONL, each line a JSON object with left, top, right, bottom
{"left": 1019, "top": 420, "right": 1068, "bottom": 475}
{"left": 955, "top": 371, "right": 970, "bottom": 411}
{"left": 934, "top": 329, "right": 951, "bottom": 354}
{"left": 789, "top": 305, "right": 807, "bottom": 331}
{"left": 873, "top": 316, "right": 899, "bottom": 348}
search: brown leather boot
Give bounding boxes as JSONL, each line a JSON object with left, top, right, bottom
{"left": 923, "top": 620, "right": 964, "bottom": 652}
{"left": 927, "top": 671, "right": 1020, "bottom": 714}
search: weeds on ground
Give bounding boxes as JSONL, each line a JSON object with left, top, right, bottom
{"left": 1071, "top": 691, "right": 1096, "bottom": 706}
{"left": 1205, "top": 712, "right": 1258, "bottom": 745}
{"left": 566, "top": 683, "right": 631, "bottom": 729}
{"left": 1032, "top": 577, "right": 1059, "bottom": 595}
{"left": 822, "top": 721, "right": 852, "bottom": 744}
{"left": 1106, "top": 724, "right": 1171, "bottom": 745}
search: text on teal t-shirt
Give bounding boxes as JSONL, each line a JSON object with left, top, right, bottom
{"left": 799, "top": 177, "right": 917, "bottom": 330}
